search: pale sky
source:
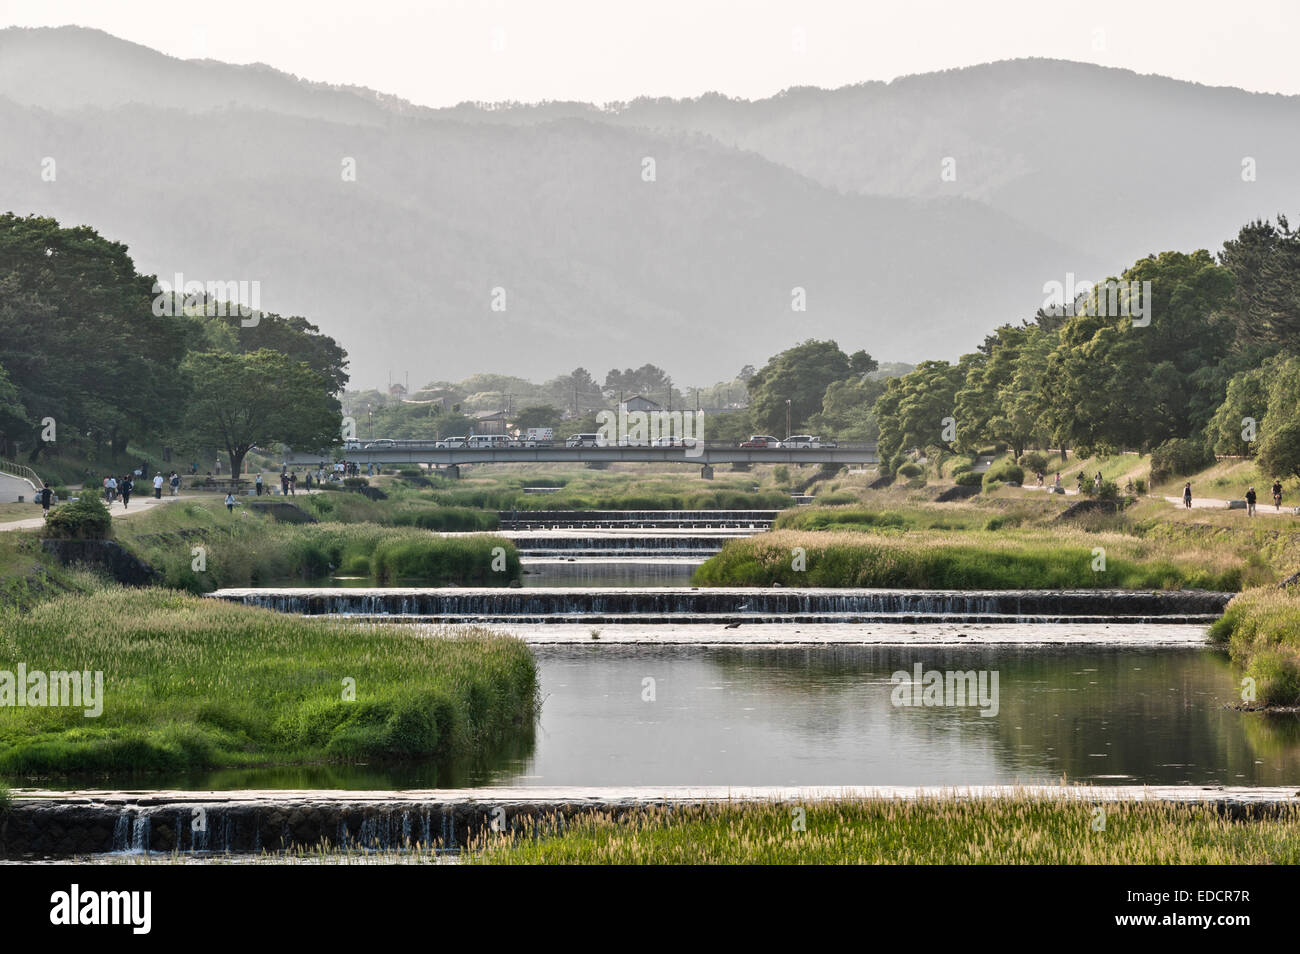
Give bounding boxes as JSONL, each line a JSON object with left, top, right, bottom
{"left": 1, "top": 0, "right": 1297, "bottom": 105}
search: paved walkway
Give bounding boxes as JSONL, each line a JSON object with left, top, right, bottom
{"left": 0, "top": 491, "right": 193, "bottom": 532}
{"left": 1161, "top": 494, "right": 1299, "bottom": 517}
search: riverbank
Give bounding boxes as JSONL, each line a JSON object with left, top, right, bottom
{"left": 113, "top": 499, "right": 521, "bottom": 590}
{"left": 0, "top": 589, "right": 538, "bottom": 777}
{"left": 1210, "top": 587, "right": 1300, "bottom": 706}
{"left": 4, "top": 786, "right": 1298, "bottom": 861}
{"left": 693, "top": 527, "right": 1247, "bottom": 590}
{"left": 471, "top": 791, "right": 1300, "bottom": 865}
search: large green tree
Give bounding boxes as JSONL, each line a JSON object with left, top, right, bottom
{"left": 0, "top": 214, "right": 194, "bottom": 460}
{"left": 1041, "top": 251, "right": 1234, "bottom": 453}
{"left": 874, "top": 359, "right": 967, "bottom": 467}
{"left": 176, "top": 349, "right": 341, "bottom": 476}
{"left": 748, "top": 340, "right": 861, "bottom": 436}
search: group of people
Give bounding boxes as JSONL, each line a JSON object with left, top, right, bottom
{"left": 253, "top": 470, "right": 314, "bottom": 496}
{"left": 101, "top": 470, "right": 181, "bottom": 509}
{"left": 1181, "top": 479, "right": 1285, "bottom": 515}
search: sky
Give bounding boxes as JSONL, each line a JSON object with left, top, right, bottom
{"left": 1, "top": 0, "right": 1297, "bottom": 105}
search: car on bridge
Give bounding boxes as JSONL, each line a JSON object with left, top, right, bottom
{"left": 566, "top": 433, "right": 602, "bottom": 447}
{"left": 740, "top": 435, "right": 782, "bottom": 448}
{"left": 781, "top": 435, "right": 837, "bottom": 449}
{"left": 364, "top": 439, "right": 396, "bottom": 449}
{"left": 651, "top": 435, "right": 700, "bottom": 449}
{"left": 435, "top": 436, "right": 468, "bottom": 448}
{"left": 467, "top": 434, "right": 513, "bottom": 449}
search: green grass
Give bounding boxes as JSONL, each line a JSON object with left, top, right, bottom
{"left": 0, "top": 589, "right": 538, "bottom": 776}
{"left": 1209, "top": 587, "right": 1300, "bottom": 706}
{"left": 470, "top": 796, "right": 1300, "bottom": 864}
{"left": 693, "top": 528, "right": 1244, "bottom": 590}
{"left": 115, "top": 501, "right": 520, "bottom": 590}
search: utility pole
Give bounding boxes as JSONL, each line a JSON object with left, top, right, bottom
{"left": 785, "top": 399, "right": 791, "bottom": 440}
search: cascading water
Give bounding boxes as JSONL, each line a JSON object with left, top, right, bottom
{"left": 210, "top": 586, "right": 1233, "bottom": 623}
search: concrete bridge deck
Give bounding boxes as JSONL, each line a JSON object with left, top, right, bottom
{"left": 283, "top": 442, "right": 878, "bottom": 471}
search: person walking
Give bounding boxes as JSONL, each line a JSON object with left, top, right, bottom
{"left": 39, "top": 482, "right": 53, "bottom": 518}
{"left": 153, "top": 472, "right": 164, "bottom": 499}
{"left": 170, "top": 472, "right": 180, "bottom": 496}
{"left": 225, "top": 492, "right": 237, "bottom": 513}
{"left": 120, "top": 475, "right": 133, "bottom": 509}
{"left": 107, "top": 475, "right": 117, "bottom": 503}
{"left": 304, "top": 471, "right": 313, "bottom": 491}
{"left": 103, "top": 475, "right": 112, "bottom": 503}
{"left": 289, "top": 472, "right": 297, "bottom": 496}
{"left": 1273, "top": 479, "right": 1283, "bottom": 510}
{"left": 1183, "top": 482, "right": 1193, "bottom": 509}
{"left": 256, "top": 473, "right": 264, "bottom": 496}
{"left": 1246, "top": 486, "right": 1257, "bottom": 516}
{"left": 280, "top": 472, "right": 289, "bottom": 496}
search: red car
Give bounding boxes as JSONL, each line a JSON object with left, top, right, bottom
{"left": 740, "top": 435, "right": 781, "bottom": 448}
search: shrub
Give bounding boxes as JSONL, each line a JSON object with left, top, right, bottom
{"left": 1134, "top": 477, "right": 1147, "bottom": 495}
{"left": 982, "top": 460, "right": 1024, "bottom": 490}
{"left": 342, "top": 477, "right": 370, "bottom": 490}
{"left": 1150, "top": 438, "right": 1215, "bottom": 485}
{"left": 955, "top": 471, "right": 984, "bottom": 487}
{"left": 42, "top": 494, "right": 113, "bottom": 540}
{"left": 1019, "top": 452, "right": 1049, "bottom": 474}
{"left": 897, "top": 462, "right": 923, "bottom": 479}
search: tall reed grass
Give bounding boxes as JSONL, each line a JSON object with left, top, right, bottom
{"left": 0, "top": 589, "right": 539, "bottom": 775}
{"left": 693, "top": 528, "right": 1243, "bottom": 590}
{"left": 471, "top": 795, "right": 1300, "bottom": 864}
{"left": 1209, "top": 587, "right": 1300, "bottom": 706}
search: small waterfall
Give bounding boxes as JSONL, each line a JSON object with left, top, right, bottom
{"left": 211, "top": 587, "right": 1233, "bottom": 622}
{"left": 499, "top": 510, "right": 778, "bottom": 530}
{"left": 111, "top": 813, "right": 129, "bottom": 851}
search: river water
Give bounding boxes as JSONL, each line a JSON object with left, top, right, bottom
{"left": 76, "top": 524, "right": 1300, "bottom": 792}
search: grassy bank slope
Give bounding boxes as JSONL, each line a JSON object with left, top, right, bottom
{"left": 1209, "top": 588, "right": 1300, "bottom": 706}
{"left": 0, "top": 589, "right": 538, "bottom": 776}
{"left": 472, "top": 797, "right": 1300, "bottom": 864}
{"left": 693, "top": 528, "right": 1243, "bottom": 590}
{"left": 115, "top": 501, "right": 520, "bottom": 590}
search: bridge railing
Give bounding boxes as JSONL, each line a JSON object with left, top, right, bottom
{"left": 0, "top": 457, "right": 42, "bottom": 489}
{"left": 289, "top": 440, "right": 877, "bottom": 455}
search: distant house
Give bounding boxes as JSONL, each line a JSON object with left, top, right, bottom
{"left": 388, "top": 382, "right": 408, "bottom": 398}
{"left": 474, "top": 410, "right": 510, "bottom": 435}
{"left": 619, "top": 395, "right": 664, "bottom": 414}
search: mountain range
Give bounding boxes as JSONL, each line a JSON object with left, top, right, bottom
{"left": 2, "top": 26, "right": 1296, "bottom": 387}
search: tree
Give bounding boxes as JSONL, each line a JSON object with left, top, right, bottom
{"left": 205, "top": 311, "right": 350, "bottom": 392}
{"left": 1041, "top": 250, "right": 1233, "bottom": 452}
{"left": 0, "top": 213, "right": 193, "bottom": 460}
{"left": 1219, "top": 216, "right": 1300, "bottom": 350}
{"left": 176, "top": 350, "right": 341, "bottom": 476}
{"left": 514, "top": 404, "right": 562, "bottom": 432}
{"left": 0, "top": 363, "right": 31, "bottom": 455}
{"left": 747, "top": 340, "right": 857, "bottom": 435}
{"left": 874, "top": 359, "right": 966, "bottom": 466}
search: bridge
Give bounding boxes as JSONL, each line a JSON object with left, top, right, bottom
{"left": 282, "top": 441, "right": 878, "bottom": 478}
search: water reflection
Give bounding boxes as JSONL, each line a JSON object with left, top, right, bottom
{"left": 24, "top": 645, "right": 1297, "bottom": 791}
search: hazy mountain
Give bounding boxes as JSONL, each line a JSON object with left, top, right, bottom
{"left": 3, "top": 26, "right": 1290, "bottom": 387}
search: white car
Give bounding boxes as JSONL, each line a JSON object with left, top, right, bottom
{"left": 467, "top": 434, "right": 513, "bottom": 449}
{"left": 364, "top": 439, "right": 396, "bottom": 449}
{"left": 436, "top": 436, "right": 468, "bottom": 448}
{"left": 782, "top": 435, "right": 822, "bottom": 449}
